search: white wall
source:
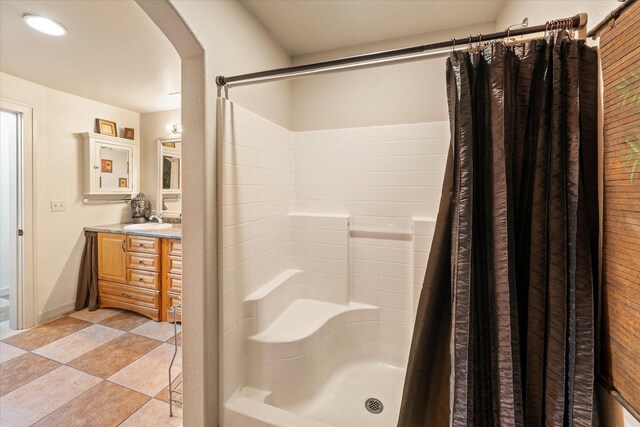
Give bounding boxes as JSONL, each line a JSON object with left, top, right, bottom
{"left": 290, "top": 0, "right": 619, "bottom": 132}
{"left": 140, "top": 109, "right": 181, "bottom": 213}
{"left": 291, "top": 21, "right": 495, "bottom": 131}
{"left": 0, "top": 72, "right": 140, "bottom": 322}
{"left": 171, "top": 0, "right": 292, "bottom": 129}
{"left": 495, "top": 0, "right": 619, "bottom": 40}
{"left": 294, "top": 122, "right": 448, "bottom": 220}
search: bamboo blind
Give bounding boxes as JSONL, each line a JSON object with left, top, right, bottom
{"left": 600, "top": 0, "right": 640, "bottom": 413}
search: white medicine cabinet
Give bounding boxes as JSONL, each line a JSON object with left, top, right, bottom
{"left": 82, "top": 132, "right": 139, "bottom": 197}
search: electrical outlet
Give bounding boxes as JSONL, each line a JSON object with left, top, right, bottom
{"left": 51, "top": 200, "right": 65, "bottom": 212}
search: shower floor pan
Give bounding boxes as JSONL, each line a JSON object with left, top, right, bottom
{"left": 227, "top": 361, "right": 405, "bottom": 427}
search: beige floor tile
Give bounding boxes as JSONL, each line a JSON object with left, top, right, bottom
{"left": 154, "top": 373, "right": 183, "bottom": 404}
{"left": 166, "top": 331, "right": 182, "bottom": 347}
{"left": 119, "top": 398, "right": 183, "bottom": 427}
{"left": 108, "top": 343, "right": 182, "bottom": 397}
{"left": 0, "top": 365, "right": 101, "bottom": 427}
{"left": 98, "top": 311, "right": 150, "bottom": 331}
{"left": 67, "top": 308, "right": 119, "bottom": 323}
{"left": 0, "top": 353, "right": 61, "bottom": 397}
{"left": 68, "top": 333, "right": 162, "bottom": 378}
{"left": 33, "top": 324, "right": 124, "bottom": 363}
{"left": 131, "top": 320, "right": 181, "bottom": 342}
{"left": 32, "top": 381, "right": 149, "bottom": 427}
{"left": 2, "top": 316, "right": 92, "bottom": 351}
{"left": 0, "top": 319, "right": 24, "bottom": 340}
{"left": 0, "top": 341, "right": 26, "bottom": 363}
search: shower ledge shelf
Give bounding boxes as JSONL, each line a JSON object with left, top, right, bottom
{"left": 249, "top": 299, "right": 377, "bottom": 344}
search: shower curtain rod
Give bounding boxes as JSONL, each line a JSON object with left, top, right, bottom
{"left": 216, "top": 13, "right": 587, "bottom": 89}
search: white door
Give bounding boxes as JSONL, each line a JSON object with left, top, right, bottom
{"left": 1, "top": 100, "right": 34, "bottom": 330}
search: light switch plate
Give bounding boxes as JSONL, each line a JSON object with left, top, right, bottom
{"left": 51, "top": 200, "right": 65, "bottom": 212}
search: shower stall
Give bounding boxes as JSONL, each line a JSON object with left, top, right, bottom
{"left": 215, "top": 12, "right": 594, "bottom": 426}
{"left": 217, "top": 98, "right": 449, "bottom": 426}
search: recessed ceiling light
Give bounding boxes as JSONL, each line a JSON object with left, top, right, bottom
{"left": 23, "top": 14, "right": 66, "bottom": 36}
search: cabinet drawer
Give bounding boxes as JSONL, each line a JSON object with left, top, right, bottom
{"left": 127, "top": 236, "right": 160, "bottom": 254}
{"left": 168, "top": 239, "right": 182, "bottom": 256}
{"left": 167, "top": 256, "right": 182, "bottom": 275}
{"left": 127, "top": 253, "right": 160, "bottom": 272}
{"left": 127, "top": 269, "right": 160, "bottom": 290}
{"left": 167, "top": 274, "right": 182, "bottom": 294}
{"left": 98, "top": 281, "right": 160, "bottom": 310}
{"left": 167, "top": 293, "right": 182, "bottom": 323}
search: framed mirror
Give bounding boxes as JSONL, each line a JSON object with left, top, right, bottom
{"left": 157, "top": 137, "right": 181, "bottom": 216}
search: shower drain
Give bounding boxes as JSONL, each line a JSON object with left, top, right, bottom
{"left": 365, "top": 397, "right": 384, "bottom": 414}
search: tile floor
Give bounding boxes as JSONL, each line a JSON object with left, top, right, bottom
{"left": 0, "top": 307, "right": 183, "bottom": 427}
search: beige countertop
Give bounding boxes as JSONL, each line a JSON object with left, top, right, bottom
{"left": 84, "top": 223, "right": 182, "bottom": 239}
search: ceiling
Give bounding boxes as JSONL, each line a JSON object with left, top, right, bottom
{"left": 241, "top": 0, "right": 506, "bottom": 56}
{"left": 0, "top": 0, "right": 180, "bottom": 113}
{"left": 0, "top": 1, "right": 506, "bottom": 112}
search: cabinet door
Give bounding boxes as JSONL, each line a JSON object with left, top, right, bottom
{"left": 98, "top": 233, "right": 127, "bottom": 284}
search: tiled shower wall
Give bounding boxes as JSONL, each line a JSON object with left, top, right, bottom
{"left": 218, "top": 100, "right": 294, "bottom": 399}
{"left": 294, "top": 122, "right": 449, "bottom": 221}
{"left": 219, "top": 99, "right": 450, "bottom": 403}
{"left": 294, "top": 123, "right": 449, "bottom": 362}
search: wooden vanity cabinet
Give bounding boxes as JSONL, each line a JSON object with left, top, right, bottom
{"left": 162, "top": 238, "right": 182, "bottom": 323}
{"left": 98, "top": 233, "right": 162, "bottom": 320}
{"left": 97, "top": 232, "right": 181, "bottom": 322}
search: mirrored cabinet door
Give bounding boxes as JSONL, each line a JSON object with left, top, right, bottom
{"left": 157, "top": 138, "right": 181, "bottom": 216}
{"left": 162, "top": 152, "right": 180, "bottom": 192}
{"left": 97, "top": 143, "right": 132, "bottom": 192}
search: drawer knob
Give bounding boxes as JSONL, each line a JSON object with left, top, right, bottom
{"left": 121, "top": 292, "right": 132, "bottom": 298}
{"left": 139, "top": 243, "right": 145, "bottom": 247}
{"left": 139, "top": 260, "right": 144, "bottom": 264}
{"left": 139, "top": 277, "right": 144, "bottom": 281}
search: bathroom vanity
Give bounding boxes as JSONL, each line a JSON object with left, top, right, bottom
{"left": 84, "top": 224, "right": 182, "bottom": 322}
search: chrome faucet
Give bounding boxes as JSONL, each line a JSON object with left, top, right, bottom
{"left": 148, "top": 215, "right": 163, "bottom": 224}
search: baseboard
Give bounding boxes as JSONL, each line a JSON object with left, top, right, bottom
{"left": 38, "top": 301, "right": 76, "bottom": 324}
{"left": 0, "top": 287, "right": 8, "bottom": 298}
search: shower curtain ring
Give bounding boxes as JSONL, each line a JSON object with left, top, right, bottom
{"left": 451, "top": 37, "right": 456, "bottom": 53}
{"left": 476, "top": 32, "right": 482, "bottom": 49}
{"left": 468, "top": 34, "right": 472, "bottom": 50}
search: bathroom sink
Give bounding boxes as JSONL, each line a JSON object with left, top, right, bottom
{"left": 123, "top": 223, "right": 173, "bottom": 231}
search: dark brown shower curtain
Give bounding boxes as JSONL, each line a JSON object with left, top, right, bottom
{"left": 398, "top": 32, "right": 599, "bottom": 426}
